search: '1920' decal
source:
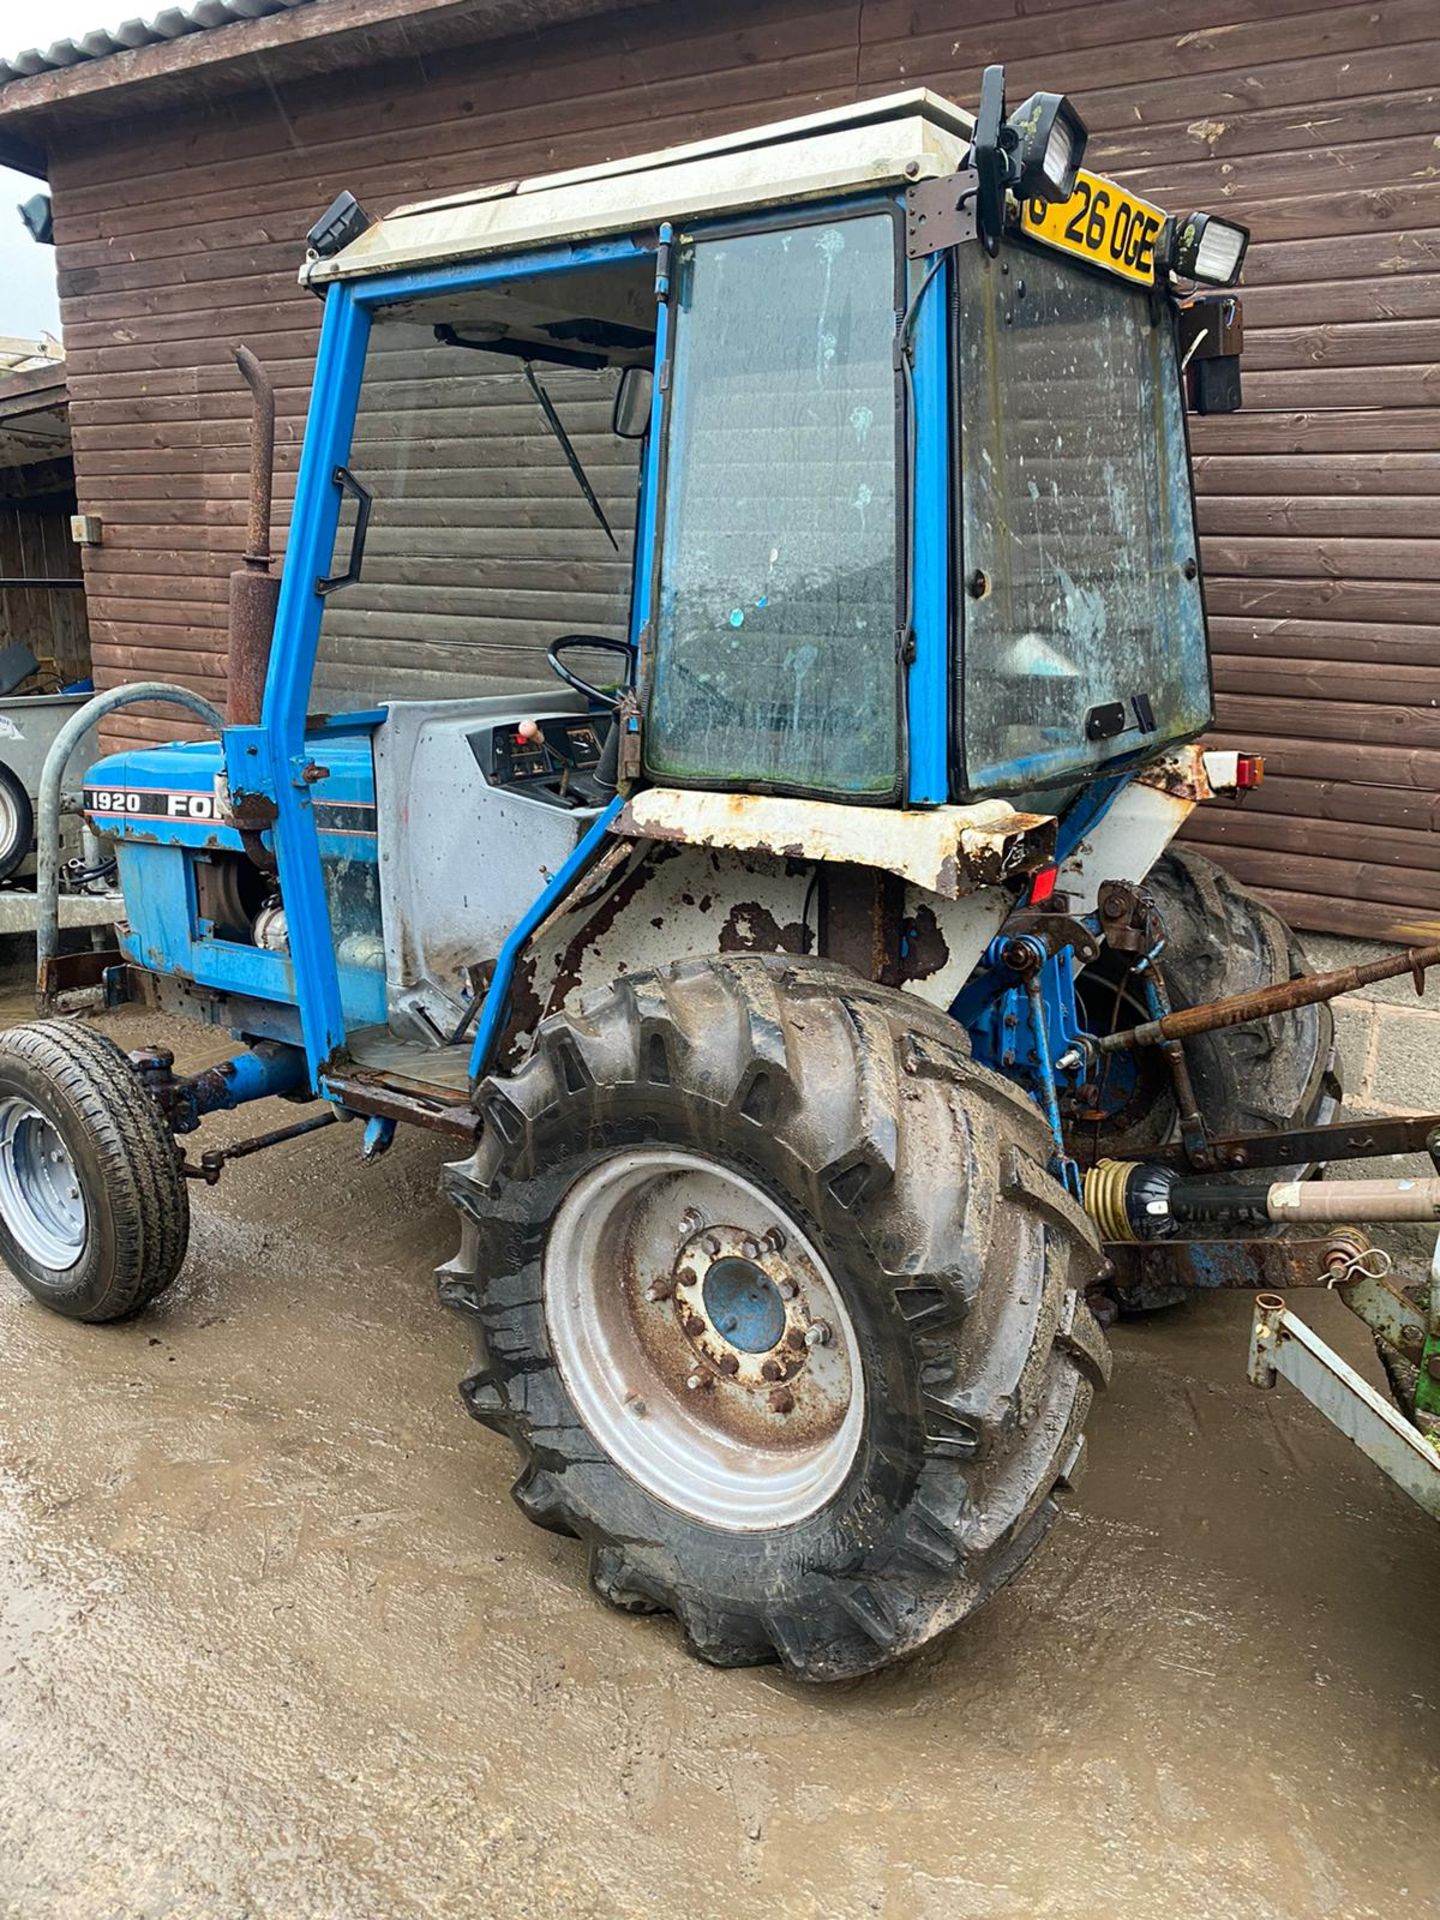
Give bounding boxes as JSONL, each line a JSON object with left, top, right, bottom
{"left": 85, "top": 788, "right": 217, "bottom": 821}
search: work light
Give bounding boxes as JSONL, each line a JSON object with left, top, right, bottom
{"left": 1163, "top": 211, "right": 1250, "bottom": 287}
{"left": 1006, "top": 90, "right": 1089, "bottom": 204}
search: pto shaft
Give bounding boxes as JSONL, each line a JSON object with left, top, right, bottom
{"left": 1086, "top": 1158, "right": 1440, "bottom": 1242}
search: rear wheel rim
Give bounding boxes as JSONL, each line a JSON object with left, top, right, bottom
{"left": 0, "top": 1095, "right": 86, "bottom": 1271}
{"left": 545, "top": 1149, "right": 863, "bottom": 1532}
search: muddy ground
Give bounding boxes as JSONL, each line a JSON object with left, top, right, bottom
{"left": 0, "top": 1006, "right": 1436, "bottom": 1920}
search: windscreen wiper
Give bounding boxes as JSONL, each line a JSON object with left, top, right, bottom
{"left": 431, "top": 324, "right": 618, "bottom": 550}
{"left": 519, "top": 361, "right": 618, "bottom": 552}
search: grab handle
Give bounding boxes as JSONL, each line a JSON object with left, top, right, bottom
{"left": 315, "top": 465, "right": 372, "bottom": 596}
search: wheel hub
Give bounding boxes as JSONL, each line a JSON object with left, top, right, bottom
{"left": 0, "top": 1095, "right": 86, "bottom": 1272}
{"left": 665, "top": 1225, "right": 837, "bottom": 1410}
{"left": 545, "top": 1150, "right": 863, "bottom": 1530}
{"left": 700, "top": 1254, "right": 786, "bottom": 1354}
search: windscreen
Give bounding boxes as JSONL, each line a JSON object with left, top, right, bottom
{"left": 645, "top": 213, "right": 901, "bottom": 799}
{"left": 315, "top": 309, "right": 640, "bottom": 707}
{"left": 956, "top": 240, "right": 1210, "bottom": 796}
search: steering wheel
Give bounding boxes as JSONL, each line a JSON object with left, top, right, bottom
{"left": 546, "top": 633, "right": 636, "bottom": 710}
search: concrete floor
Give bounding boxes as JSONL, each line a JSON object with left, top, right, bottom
{"left": 1, "top": 1009, "right": 1437, "bottom": 1920}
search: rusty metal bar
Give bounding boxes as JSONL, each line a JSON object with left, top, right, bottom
{"left": 1117, "top": 1110, "right": 1440, "bottom": 1175}
{"left": 1096, "top": 942, "right": 1440, "bottom": 1054}
{"left": 1105, "top": 1236, "right": 1363, "bottom": 1292}
{"left": 321, "top": 1072, "right": 480, "bottom": 1141}
{"left": 185, "top": 1110, "right": 339, "bottom": 1185}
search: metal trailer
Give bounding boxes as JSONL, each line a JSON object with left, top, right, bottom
{"left": 3, "top": 74, "right": 1437, "bottom": 1683}
{"left": 0, "top": 686, "right": 121, "bottom": 933}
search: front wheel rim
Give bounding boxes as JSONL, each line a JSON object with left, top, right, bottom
{"left": 0, "top": 1095, "right": 87, "bottom": 1271}
{"left": 545, "top": 1149, "right": 864, "bottom": 1532}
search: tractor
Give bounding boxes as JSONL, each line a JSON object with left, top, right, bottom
{"left": 5, "top": 76, "right": 1438, "bottom": 1683}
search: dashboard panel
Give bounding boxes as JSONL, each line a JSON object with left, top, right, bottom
{"left": 470, "top": 714, "right": 607, "bottom": 807}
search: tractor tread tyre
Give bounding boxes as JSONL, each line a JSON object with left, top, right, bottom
{"left": 441, "top": 954, "right": 1108, "bottom": 1683}
{"left": 0, "top": 1020, "right": 189, "bottom": 1321}
{"left": 1084, "top": 848, "right": 1340, "bottom": 1169}
{"left": 1142, "top": 848, "right": 1340, "bottom": 1159}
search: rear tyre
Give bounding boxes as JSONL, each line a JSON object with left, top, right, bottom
{"left": 442, "top": 954, "right": 1109, "bottom": 1682}
{"left": 0, "top": 762, "right": 34, "bottom": 884}
{"left": 1076, "top": 848, "right": 1340, "bottom": 1170}
{"left": 0, "top": 1021, "right": 189, "bottom": 1322}
{"left": 1076, "top": 850, "right": 1340, "bottom": 1312}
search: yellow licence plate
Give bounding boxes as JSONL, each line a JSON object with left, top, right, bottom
{"left": 1021, "top": 170, "right": 1165, "bottom": 285}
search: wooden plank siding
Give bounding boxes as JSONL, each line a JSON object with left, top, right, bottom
{"left": 32, "top": 0, "right": 1440, "bottom": 940}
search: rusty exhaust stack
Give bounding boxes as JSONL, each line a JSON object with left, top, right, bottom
{"left": 227, "top": 345, "right": 279, "bottom": 728}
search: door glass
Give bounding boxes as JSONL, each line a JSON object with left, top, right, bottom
{"left": 646, "top": 214, "right": 901, "bottom": 798}
{"left": 956, "top": 241, "right": 1210, "bottom": 796}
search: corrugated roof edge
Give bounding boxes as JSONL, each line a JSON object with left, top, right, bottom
{"left": 0, "top": 0, "right": 312, "bottom": 85}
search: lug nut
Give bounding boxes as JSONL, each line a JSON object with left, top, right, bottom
{"left": 702, "top": 1233, "right": 722, "bottom": 1256}
{"left": 760, "top": 1358, "right": 784, "bottom": 1382}
{"left": 646, "top": 1277, "right": 676, "bottom": 1303}
{"left": 740, "top": 1238, "right": 760, "bottom": 1259}
{"left": 762, "top": 1227, "right": 787, "bottom": 1253}
{"left": 776, "top": 1278, "right": 798, "bottom": 1300}
{"left": 624, "top": 1391, "right": 647, "bottom": 1415}
{"left": 686, "top": 1370, "right": 712, "bottom": 1392}
{"left": 768, "top": 1387, "right": 795, "bottom": 1414}
{"left": 683, "top": 1313, "right": 706, "bottom": 1338}
{"left": 786, "top": 1328, "right": 808, "bottom": 1353}
{"left": 717, "top": 1353, "right": 740, "bottom": 1376}
{"left": 804, "top": 1321, "right": 833, "bottom": 1349}
{"left": 680, "top": 1208, "right": 704, "bottom": 1236}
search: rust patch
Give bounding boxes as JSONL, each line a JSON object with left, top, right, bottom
{"left": 898, "top": 904, "right": 949, "bottom": 983}
{"left": 1136, "top": 744, "right": 1214, "bottom": 805}
{"left": 717, "top": 902, "right": 813, "bottom": 956}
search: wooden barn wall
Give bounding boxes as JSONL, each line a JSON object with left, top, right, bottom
{"left": 45, "top": 0, "right": 1440, "bottom": 941}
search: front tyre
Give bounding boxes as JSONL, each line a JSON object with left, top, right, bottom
{"left": 0, "top": 1021, "right": 189, "bottom": 1321}
{"left": 442, "top": 956, "right": 1109, "bottom": 1682}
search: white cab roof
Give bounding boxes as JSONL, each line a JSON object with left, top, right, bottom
{"left": 304, "top": 89, "right": 974, "bottom": 287}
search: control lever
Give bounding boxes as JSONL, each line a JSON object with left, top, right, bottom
{"left": 593, "top": 716, "right": 620, "bottom": 796}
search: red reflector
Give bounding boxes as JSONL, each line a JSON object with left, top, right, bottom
{"left": 1237, "top": 753, "right": 1264, "bottom": 789}
{"left": 1029, "top": 866, "right": 1059, "bottom": 904}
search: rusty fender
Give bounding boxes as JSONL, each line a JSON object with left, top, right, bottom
{"left": 612, "top": 789, "right": 1056, "bottom": 900}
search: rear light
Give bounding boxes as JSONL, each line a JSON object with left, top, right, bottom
{"left": 1029, "top": 864, "right": 1059, "bottom": 905}
{"left": 1201, "top": 749, "right": 1264, "bottom": 793}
